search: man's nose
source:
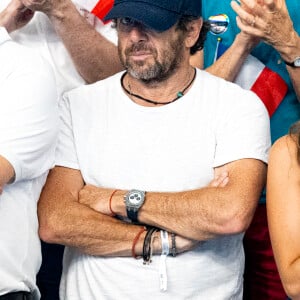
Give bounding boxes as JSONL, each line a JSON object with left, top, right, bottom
{"left": 128, "top": 26, "right": 148, "bottom": 43}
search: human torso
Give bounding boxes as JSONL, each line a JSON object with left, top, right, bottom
{"left": 0, "top": 29, "right": 58, "bottom": 298}
{"left": 57, "top": 69, "right": 270, "bottom": 300}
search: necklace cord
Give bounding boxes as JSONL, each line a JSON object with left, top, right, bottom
{"left": 121, "top": 68, "right": 196, "bottom": 105}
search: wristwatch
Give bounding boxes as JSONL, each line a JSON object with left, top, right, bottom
{"left": 124, "top": 189, "right": 145, "bottom": 223}
{"left": 283, "top": 56, "right": 300, "bottom": 67}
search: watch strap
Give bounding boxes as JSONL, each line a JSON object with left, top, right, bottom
{"left": 282, "top": 56, "right": 300, "bottom": 67}
{"left": 127, "top": 208, "right": 138, "bottom": 223}
{"left": 283, "top": 59, "right": 295, "bottom": 67}
{"left": 124, "top": 190, "right": 145, "bottom": 223}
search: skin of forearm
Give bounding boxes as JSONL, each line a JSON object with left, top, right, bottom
{"left": 0, "top": 155, "right": 15, "bottom": 186}
{"left": 38, "top": 173, "right": 194, "bottom": 257}
{"left": 138, "top": 187, "right": 259, "bottom": 241}
{"left": 205, "top": 33, "right": 255, "bottom": 81}
{"left": 39, "top": 196, "right": 195, "bottom": 257}
{"left": 0, "top": 8, "right": 13, "bottom": 32}
{"left": 278, "top": 33, "right": 300, "bottom": 102}
{"left": 280, "top": 261, "right": 300, "bottom": 300}
{"left": 112, "top": 170, "right": 265, "bottom": 241}
{"left": 46, "top": 0, "right": 123, "bottom": 83}
{"left": 38, "top": 193, "right": 146, "bottom": 256}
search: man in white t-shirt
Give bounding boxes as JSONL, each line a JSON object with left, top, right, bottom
{"left": 0, "top": 0, "right": 120, "bottom": 97}
{"left": 0, "top": 0, "right": 59, "bottom": 299}
{"left": 37, "top": 0, "right": 271, "bottom": 299}
{"left": 0, "top": 1, "right": 121, "bottom": 298}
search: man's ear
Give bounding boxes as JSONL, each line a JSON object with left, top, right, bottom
{"left": 185, "top": 18, "right": 203, "bottom": 48}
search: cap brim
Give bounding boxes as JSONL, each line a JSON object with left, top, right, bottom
{"left": 104, "top": 2, "right": 180, "bottom": 31}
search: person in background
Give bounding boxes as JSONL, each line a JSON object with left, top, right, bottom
{"left": 0, "top": 0, "right": 59, "bottom": 299}
{"left": 199, "top": 0, "right": 300, "bottom": 298}
{"left": 267, "top": 121, "right": 300, "bottom": 300}
{"left": 36, "top": 0, "right": 270, "bottom": 299}
{"left": 16, "top": 0, "right": 298, "bottom": 299}
{"left": 0, "top": 0, "right": 121, "bottom": 96}
{"left": 0, "top": 0, "right": 122, "bottom": 298}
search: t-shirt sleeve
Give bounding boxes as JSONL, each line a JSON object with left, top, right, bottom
{"left": 0, "top": 47, "right": 59, "bottom": 182}
{"left": 213, "top": 90, "right": 271, "bottom": 167}
{"left": 55, "top": 94, "right": 80, "bottom": 170}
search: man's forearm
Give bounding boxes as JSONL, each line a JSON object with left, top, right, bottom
{"left": 113, "top": 186, "right": 256, "bottom": 241}
{"left": 39, "top": 198, "right": 196, "bottom": 257}
{"left": 38, "top": 168, "right": 195, "bottom": 257}
{"left": 38, "top": 0, "right": 122, "bottom": 83}
{"left": 0, "top": 155, "right": 15, "bottom": 187}
{"left": 278, "top": 33, "right": 300, "bottom": 102}
{"left": 110, "top": 160, "right": 266, "bottom": 241}
{"left": 205, "top": 32, "right": 256, "bottom": 81}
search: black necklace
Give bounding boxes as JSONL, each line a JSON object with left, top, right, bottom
{"left": 121, "top": 68, "right": 196, "bottom": 105}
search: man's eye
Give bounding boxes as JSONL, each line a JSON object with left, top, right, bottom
{"left": 120, "top": 18, "right": 135, "bottom": 26}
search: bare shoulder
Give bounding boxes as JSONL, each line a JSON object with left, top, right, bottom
{"left": 269, "top": 135, "right": 300, "bottom": 175}
{"left": 270, "top": 135, "right": 298, "bottom": 161}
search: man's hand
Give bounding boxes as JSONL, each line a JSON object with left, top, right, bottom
{"left": 208, "top": 171, "right": 229, "bottom": 188}
{"left": 231, "top": 0, "right": 297, "bottom": 56}
{"left": 78, "top": 185, "right": 115, "bottom": 216}
{"left": 21, "top": 0, "right": 64, "bottom": 16}
{"left": 0, "top": 0, "right": 34, "bottom": 33}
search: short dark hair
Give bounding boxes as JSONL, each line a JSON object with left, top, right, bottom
{"left": 176, "top": 16, "right": 210, "bottom": 55}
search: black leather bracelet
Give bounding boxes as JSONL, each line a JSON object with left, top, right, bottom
{"left": 143, "top": 227, "right": 157, "bottom": 264}
{"left": 171, "top": 233, "right": 176, "bottom": 257}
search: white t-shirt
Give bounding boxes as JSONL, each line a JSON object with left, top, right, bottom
{"left": 0, "top": 0, "right": 117, "bottom": 97}
{"left": 56, "top": 69, "right": 271, "bottom": 300}
{"left": 0, "top": 27, "right": 59, "bottom": 298}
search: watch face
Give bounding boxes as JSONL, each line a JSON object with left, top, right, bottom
{"left": 125, "top": 190, "right": 145, "bottom": 208}
{"left": 295, "top": 57, "right": 300, "bottom": 67}
{"left": 129, "top": 191, "right": 143, "bottom": 205}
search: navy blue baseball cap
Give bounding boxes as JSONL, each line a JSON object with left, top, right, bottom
{"left": 104, "top": 0, "right": 202, "bottom": 32}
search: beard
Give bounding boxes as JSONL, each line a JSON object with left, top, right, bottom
{"left": 119, "top": 31, "right": 186, "bottom": 83}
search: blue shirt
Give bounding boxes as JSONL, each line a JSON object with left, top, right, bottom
{"left": 202, "top": 1, "right": 300, "bottom": 203}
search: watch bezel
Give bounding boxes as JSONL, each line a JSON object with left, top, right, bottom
{"left": 124, "top": 189, "right": 145, "bottom": 223}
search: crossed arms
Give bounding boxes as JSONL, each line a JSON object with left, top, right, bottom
{"left": 38, "top": 158, "right": 266, "bottom": 257}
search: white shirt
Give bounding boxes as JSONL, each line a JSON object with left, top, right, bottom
{"left": 0, "top": 27, "right": 59, "bottom": 298}
{"left": 0, "top": 0, "right": 117, "bottom": 97}
{"left": 56, "top": 70, "right": 271, "bottom": 300}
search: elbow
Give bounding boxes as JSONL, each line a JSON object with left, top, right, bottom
{"left": 283, "top": 282, "right": 300, "bottom": 300}
{"left": 221, "top": 218, "right": 248, "bottom": 236}
{"left": 38, "top": 213, "right": 64, "bottom": 244}
{"left": 219, "top": 206, "right": 255, "bottom": 236}
{"left": 38, "top": 221, "right": 60, "bottom": 244}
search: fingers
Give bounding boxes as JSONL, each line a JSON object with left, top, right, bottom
{"left": 231, "top": 0, "right": 258, "bottom": 26}
{"left": 263, "top": 0, "right": 283, "bottom": 13}
{"left": 208, "top": 172, "right": 229, "bottom": 188}
{"left": 235, "top": 15, "right": 262, "bottom": 37}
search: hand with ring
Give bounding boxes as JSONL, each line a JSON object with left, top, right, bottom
{"left": 230, "top": 0, "right": 297, "bottom": 54}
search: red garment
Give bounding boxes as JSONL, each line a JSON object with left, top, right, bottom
{"left": 243, "top": 204, "right": 287, "bottom": 299}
